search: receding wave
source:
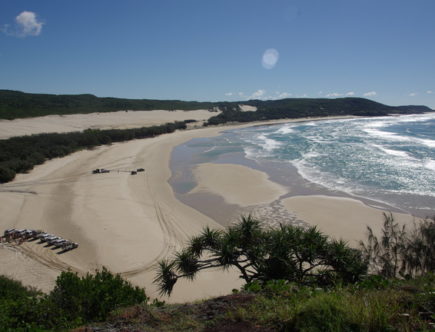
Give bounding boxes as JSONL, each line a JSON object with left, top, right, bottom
{"left": 234, "top": 114, "right": 435, "bottom": 210}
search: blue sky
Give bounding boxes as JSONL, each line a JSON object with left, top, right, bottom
{"left": 1, "top": 0, "right": 434, "bottom": 108}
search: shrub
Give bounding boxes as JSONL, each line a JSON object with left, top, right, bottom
{"left": 0, "top": 166, "right": 15, "bottom": 183}
{"left": 360, "top": 213, "right": 435, "bottom": 278}
{"left": 48, "top": 268, "right": 149, "bottom": 323}
{"left": 155, "top": 216, "right": 367, "bottom": 296}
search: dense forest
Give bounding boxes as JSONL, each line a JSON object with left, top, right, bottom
{"left": 0, "top": 90, "right": 432, "bottom": 120}
{"left": 205, "top": 97, "right": 433, "bottom": 125}
{"left": 0, "top": 90, "right": 220, "bottom": 119}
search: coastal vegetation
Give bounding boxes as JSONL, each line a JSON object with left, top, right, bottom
{"left": 1, "top": 215, "right": 433, "bottom": 330}
{"left": 361, "top": 213, "right": 435, "bottom": 278}
{"left": 101, "top": 275, "right": 434, "bottom": 331}
{"left": 0, "top": 90, "right": 217, "bottom": 119}
{"left": 205, "top": 97, "right": 432, "bottom": 126}
{"left": 0, "top": 121, "right": 188, "bottom": 183}
{"left": 155, "top": 216, "right": 367, "bottom": 296}
{"left": 0, "top": 268, "right": 147, "bottom": 330}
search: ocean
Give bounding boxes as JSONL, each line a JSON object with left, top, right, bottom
{"left": 170, "top": 113, "right": 435, "bottom": 218}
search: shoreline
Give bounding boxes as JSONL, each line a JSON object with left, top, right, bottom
{"left": 0, "top": 114, "right": 423, "bottom": 302}
{"left": 169, "top": 117, "right": 429, "bottom": 246}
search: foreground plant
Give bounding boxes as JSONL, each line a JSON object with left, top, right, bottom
{"left": 360, "top": 213, "right": 435, "bottom": 278}
{"left": 154, "top": 216, "right": 367, "bottom": 296}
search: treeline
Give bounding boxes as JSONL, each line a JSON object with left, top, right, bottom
{"left": 0, "top": 268, "right": 148, "bottom": 330}
{"left": 205, "top": 97, "right": 433, "bottom": 126}
{"left": 0, "top": 121, "right": 188, "bottom": 183}
{"left": 2, "top": 90, "right": 432, "bottom": 121}
{"left": 0, "top": 90, "right": 221, "bottom": 119}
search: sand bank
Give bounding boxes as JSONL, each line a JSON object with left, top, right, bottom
{"left": 184, "top": 163, "right": 415, "bottom": 246}
{"left": 190, "top": 163, "right": 287, "bottom": 206}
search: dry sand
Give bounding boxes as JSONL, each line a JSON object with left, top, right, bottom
{"left": 0, "top": 109, "right": 219, "bottom": 139}
{"left": 281, "top": 196, "right": 416, "bottom": 246}
{"left": 0, "top": 113, "right": 417, "bottom": 303}
{"left": 0, "top": 124, "right": 244, "bottom": 302}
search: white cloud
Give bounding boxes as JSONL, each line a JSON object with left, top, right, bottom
{"left": 261, "top": 49, "right": 279, "bottom": 69}
{"left": 250, "top": 89, "right": 266, "bottom": 99}
{"left": 225, "top": 92, "right": 233, "bottom": 97}
{"left": 325, "top": 91, "right": 355, "bottom": 98}
{"left": 409, "top": 92, "right": 417, "bottom": 97}
{"left": 277, "top": 92, "right": 292, "bottom": 98}
{"left": 426, "top": 90, "right": 433, "bottom": 94}
{"left": 239, "top": 90, "right": 297, "bottom": 100}
{"left": 2, "top": 11, "right": 44, "bottom": 37}
{"left": 326, "top": 92, "right": 342, "bottom": 97}
{"left": 363, "top": 91, "right": 377, "bottom": 97}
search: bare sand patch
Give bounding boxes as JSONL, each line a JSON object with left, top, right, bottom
{"left": 239, "top": 104, "right": 257, "bottom": 112}
{"left": 282, "top": 195, "right": 415, "bottom": 246}
{"left": 191, "top": 163, "right": 287, "bottom": 207}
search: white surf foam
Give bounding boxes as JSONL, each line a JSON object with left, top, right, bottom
{"left": 275, "top": 125, "right": 294, "bottom": 134}
{"left": 371, "top": 144, "right": 411, "bottom": 158}
{"left": 417, "top": 138, "right": 435, "bottom": 148}
{"left": 257, "top": 134, "right": 282, "bottom": 151}
{"left": 424, "top": 159, "right": 435, "bottom": 171}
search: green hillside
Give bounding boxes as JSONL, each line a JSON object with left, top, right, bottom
{"left": 0, "top": 90, "right": 432, "bottom": 120}
{"left": 206, "top": 97, "right": 433, "bottom": 125}
{"left": 0, "top": 90, "right": 217, "bottom": 119}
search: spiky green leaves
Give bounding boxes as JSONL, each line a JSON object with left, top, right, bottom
{"left": 155, "top": 216, "right": 368, "bottom": 296}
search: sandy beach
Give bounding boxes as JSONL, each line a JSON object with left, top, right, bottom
{"left": 0, "top": 112, "right": 418, "bottom": 302}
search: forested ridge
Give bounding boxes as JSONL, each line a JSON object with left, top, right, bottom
{"left": 0, "top": 90, "right": 218, "bottom": 119}
{"left": 205, "top": 97, "right": 433, "bottom": 125}
{"left": 0, "top": 90, "right": 432, "bottom": 120}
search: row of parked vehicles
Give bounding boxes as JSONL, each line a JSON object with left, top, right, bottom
{"left": 1, "top": 229, "right": 78, "bottom": 252}
{"left": 92, "top": 168, "right": 145, "bottom": 175}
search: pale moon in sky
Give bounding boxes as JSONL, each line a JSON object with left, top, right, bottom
{"left": 262, "top": 48, "right": 279, "bottom": 69}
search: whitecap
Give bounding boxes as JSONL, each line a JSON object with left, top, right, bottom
{"left": 416, "top": 138, "right": 435, "bottom": 148}
{"left": 257, "top": 134, "right": 282, "bottom": 151}
{"left": 424, "top": 159, "right": 435, "bottom": 171}
{"left": 396, "top": 113, "right": 435, "bottom": 123}
{"left": 363, "top": 128, "right": 412, "bottom": 142}
{"left": 275, "top": 125, "right": 294, "bottom": 134}
{"left": 371, "top": 144, "right": 411, "bottom": 158}
{"left": 243, "top": 147, "right": 258, "bottom": 160}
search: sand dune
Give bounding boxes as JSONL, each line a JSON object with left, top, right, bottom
{"left": 0, "top": 109, "right": 219, "bottom": 139}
